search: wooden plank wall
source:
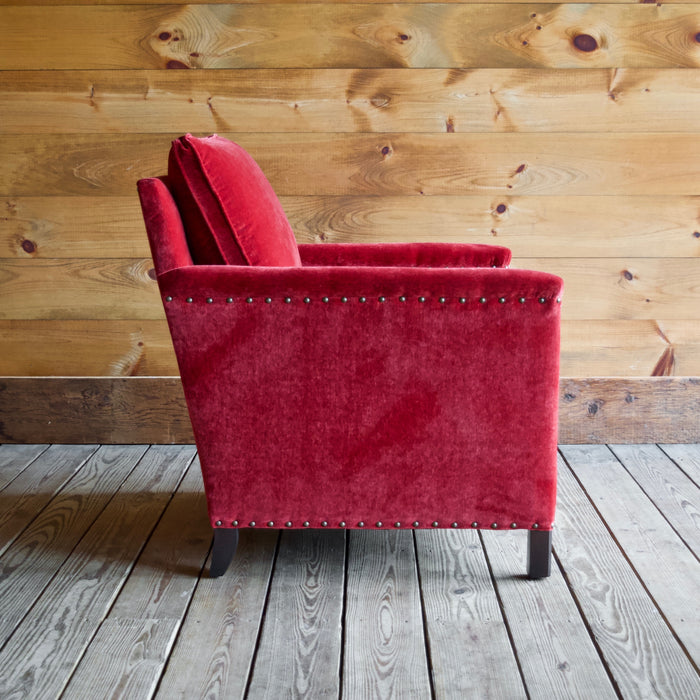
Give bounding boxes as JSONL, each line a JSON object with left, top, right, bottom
{"left": 0, "top": 3, "right": 699, "bottom": 399}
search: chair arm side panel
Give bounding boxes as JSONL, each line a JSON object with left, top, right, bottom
{"left": 159, "top": 265, "right": 562, "bottom": 532}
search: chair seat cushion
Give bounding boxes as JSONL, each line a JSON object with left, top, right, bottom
{"left": 168, "top": 134, "right": 301, "bottom": 267}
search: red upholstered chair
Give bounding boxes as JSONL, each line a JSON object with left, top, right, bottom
{"left": 138, "top": 134, "right": 563, "bottom": 579}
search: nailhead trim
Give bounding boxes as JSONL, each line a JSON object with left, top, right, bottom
{"left": 167, "top": 295, "right": 558, "bottom": 305}
{"left": 219, "top": 520, "right": 535, "bottom": 530}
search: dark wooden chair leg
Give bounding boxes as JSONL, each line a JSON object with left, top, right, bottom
{"left": 527, "top": 529, "right": 552, "bottom": 579}
{"left": 210, "top": 528, "right": 239, "bottom": 578}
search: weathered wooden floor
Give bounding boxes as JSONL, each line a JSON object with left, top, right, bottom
{"left": 0, "top": 444, "right": 697, "bottom": 699}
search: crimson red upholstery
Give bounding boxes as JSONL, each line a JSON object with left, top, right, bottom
{"left": 137, "top": 138, "right": 562, "bottom": 543}
{"left": 167, "top": 133, "right": 301, "bottom": 267}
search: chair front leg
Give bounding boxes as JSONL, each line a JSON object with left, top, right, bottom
{"left": 527, "top": 529, "right": 552, "bottom": 579}
{"left": 210, "top": 528, "right": 240, "bottom": 578}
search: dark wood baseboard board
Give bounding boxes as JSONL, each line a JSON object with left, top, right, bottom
{"left": 1, "top": 376, "right": 698, "bottom": 445}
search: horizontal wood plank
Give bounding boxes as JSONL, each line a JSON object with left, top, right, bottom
{"left": 2, "top": 5, "right": 700, "bottom": 70}
{"left": 4, "top": 195, "right": 700, "bottom": 260}
{"left": 3, "top": 319, "right": 700, "bottom": 378}
{"left": 0, "top": 376, "right": 698, "bottom": 444}
{"left": 2, "top": 257, "right": 699, "bottom": 321}
{"left": 4, "top": 133, "right": 700, "bottom": 197}
{"left": 3, "top": 68, "right": 700, "bottom": 134}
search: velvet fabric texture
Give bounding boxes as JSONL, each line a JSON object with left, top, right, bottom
{"left": 167, "top": 134, "right": 301, "bottom": 267}
{"left": 138, "top": 176, "right": 562, "bottom": 534}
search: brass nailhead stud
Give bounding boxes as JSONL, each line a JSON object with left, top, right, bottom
{"left": 339, "top": 521, "right": 346, "bottom": 527}
{"left": 471, "top": 521, "right": 479, "bottom": 528}
{"left": 358, "top": 521, "right": 365, "bottom": 527}
{"left": 394, "top": 522, "right": 401, "bottom": 528}
{"left": 267, "top": 521, "right": 274, "bottom": 527}
{"left": 321, "top": 520, "right": 328, "bottom": 527}
{"left": 413, "top": 521, "right": 420, "bottom": 527}
{"left": 556, "top": 297, "right": 562, "bottom": 304}
{"left": 376, "top": 521, "right": 383, "bottom": 527}
{"left": 285, "top": 521, "right": 292, "bottom": 527}
{"left": 533, "top": 523, "right": 540, "bottom": 529}
{"left": 418, "top": 296, "right": 426, "bottom": 303}
{"left": 165, "top": 296, "right": 173, "bottom": 302}
{"left": 246, "top": 297, "right": 253, "bottom": 304}
{"left": 539, "top": 297, "right": 547, "bottom": 304}
{"left": 451, "top": 522, "right": 459, "bottom": 528}
{"left": 399, "top": 296, "right": 406, "bottom": 302}
{"left": 304, "top": 297, "right": 311, "bottom": 304}
{"left": 322, "top": 297, "right": 330, "bottom": 303}
{"left": 226, "top": 297, "right": 233, "bottom": 303}
{"left": 459, "top": 298, "right": 466, "bottom": 304}
{"left": 479, "top": 297, "right": 487, "bottom": 304}
{"left": 249, "top": 521, "right": 256, "bottom": 527}
{"left": 519, "top": 297, "right": 526, "bottom": 304}
{"left": 432, "top": 521, "right": 439, "bottom": 527}
{"left": 498, "top": 297, "right": 506, "bottom": 304}
{"left": 206, "top": 298, "right": 213, "bottom": 304}
{"left": 378, "top": 296, "right": 386, "bottom": 303}
{"left": 341, "top": 297, "right": 348, "bottom": 303}
{"left": 265, "top": 297, "right": 272, "bottom": 304}
{"left": 186, "top": 297, "right": 193, "bottom": 303}
{"left": 284, "top": 297, "right": 292, "bottom": 304}
{"left": 303, "top": 521, "right": 310, "bottom": 527}
{"left": 359, "top": 297, "right": 366, "bottom": 303}
{"left": 511, "top": 522, "right": 518, "bottom": 529}
{"left": 491, "top": 522, "right": 498, "bottom": 529}
{"left": 215, "top": 520, "right": 222, "bottom": 526}
{"left": 232, "top": 520, "right": 239, "bottom": 526}
{"left": 439, "top": 297, "right": 447, "bottom": 304}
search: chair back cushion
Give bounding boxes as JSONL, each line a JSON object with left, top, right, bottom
{"left": 168, "top": 134, "right": 301, "bottom": 266}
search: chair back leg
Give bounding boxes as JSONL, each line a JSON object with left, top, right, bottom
{"left": 210, "top": 529, "right": 240, "bottom": 578}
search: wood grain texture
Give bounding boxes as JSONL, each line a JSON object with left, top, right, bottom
{"left": 247, "top": 530, "right": 345, "bottom": 699}
{"left": 4, "top": 133, "right": 700, "bottom": 197}
{"left": 481, "top": 528, "right": 617, "bottom": 699}
{"left": 3, "top": 319, "right": 700, "bottom": 378}
{"left": 2, "top": 0, "right": 679, "bottom": 5}
{"left": 155, "top": 529, "right": 278, "bottom": 699}
{"left": 343, "top": 530, "right": 431, "bottom": 699}
{"left": 1, "top": 377, "right": 699, "bottom": 444}
{"left": 4, "top": 68, "right": 700, "bottom": 134}
{"left": 65, "top": 451, "right": 212, "bottom": 698}
{"left": 414, "top": 528, "right": 526, "bottom": 698}
{"left": 2, "top": 5, "right": 700, "bottom": 70}
{"left": 0, "top": 444, "right": 190, "bottom": 699}
{"left": 660, "top": 443, "right": 700, "bottom": 486}
{"left": 0, "top": 443, "right": 48, "bottom": 490}
{"left": 554, "top": 453, "right": 700, "bottom": 699}
{"left": 4, "top": 195, "right": 700, "bottom": 260}
{"left": 62, "top": 618, "right": 180, "bottom": 699}
{"left": 608, "top": 444, "right": 700, "bottom": 556}
{"left": 3, "top": 257, "right": 700, "bottom": 321}
{"left": 559, "top": 377, "right": 700, "bottom": 443}
{"left": 0, "top": 443, "right": 97, "bottom": 556}
{"left": 561, "top": 444, "right": 700, "bottom": 661}
{"left": 0, "top": 444, "right": 148, "bottom": 646}
{"left": 0, "top": 320, "right": 179, "bottom": 376}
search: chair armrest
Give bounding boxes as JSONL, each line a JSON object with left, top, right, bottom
{"left": 298, "top": 242, "right": 511, "bottom": 268}
{"left": 157, "top": 262, "right": 551, "bottom": 304}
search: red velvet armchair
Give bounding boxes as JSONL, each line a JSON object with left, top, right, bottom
{"left": 138, "top": 135, "right": 563, "bottom": 579}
